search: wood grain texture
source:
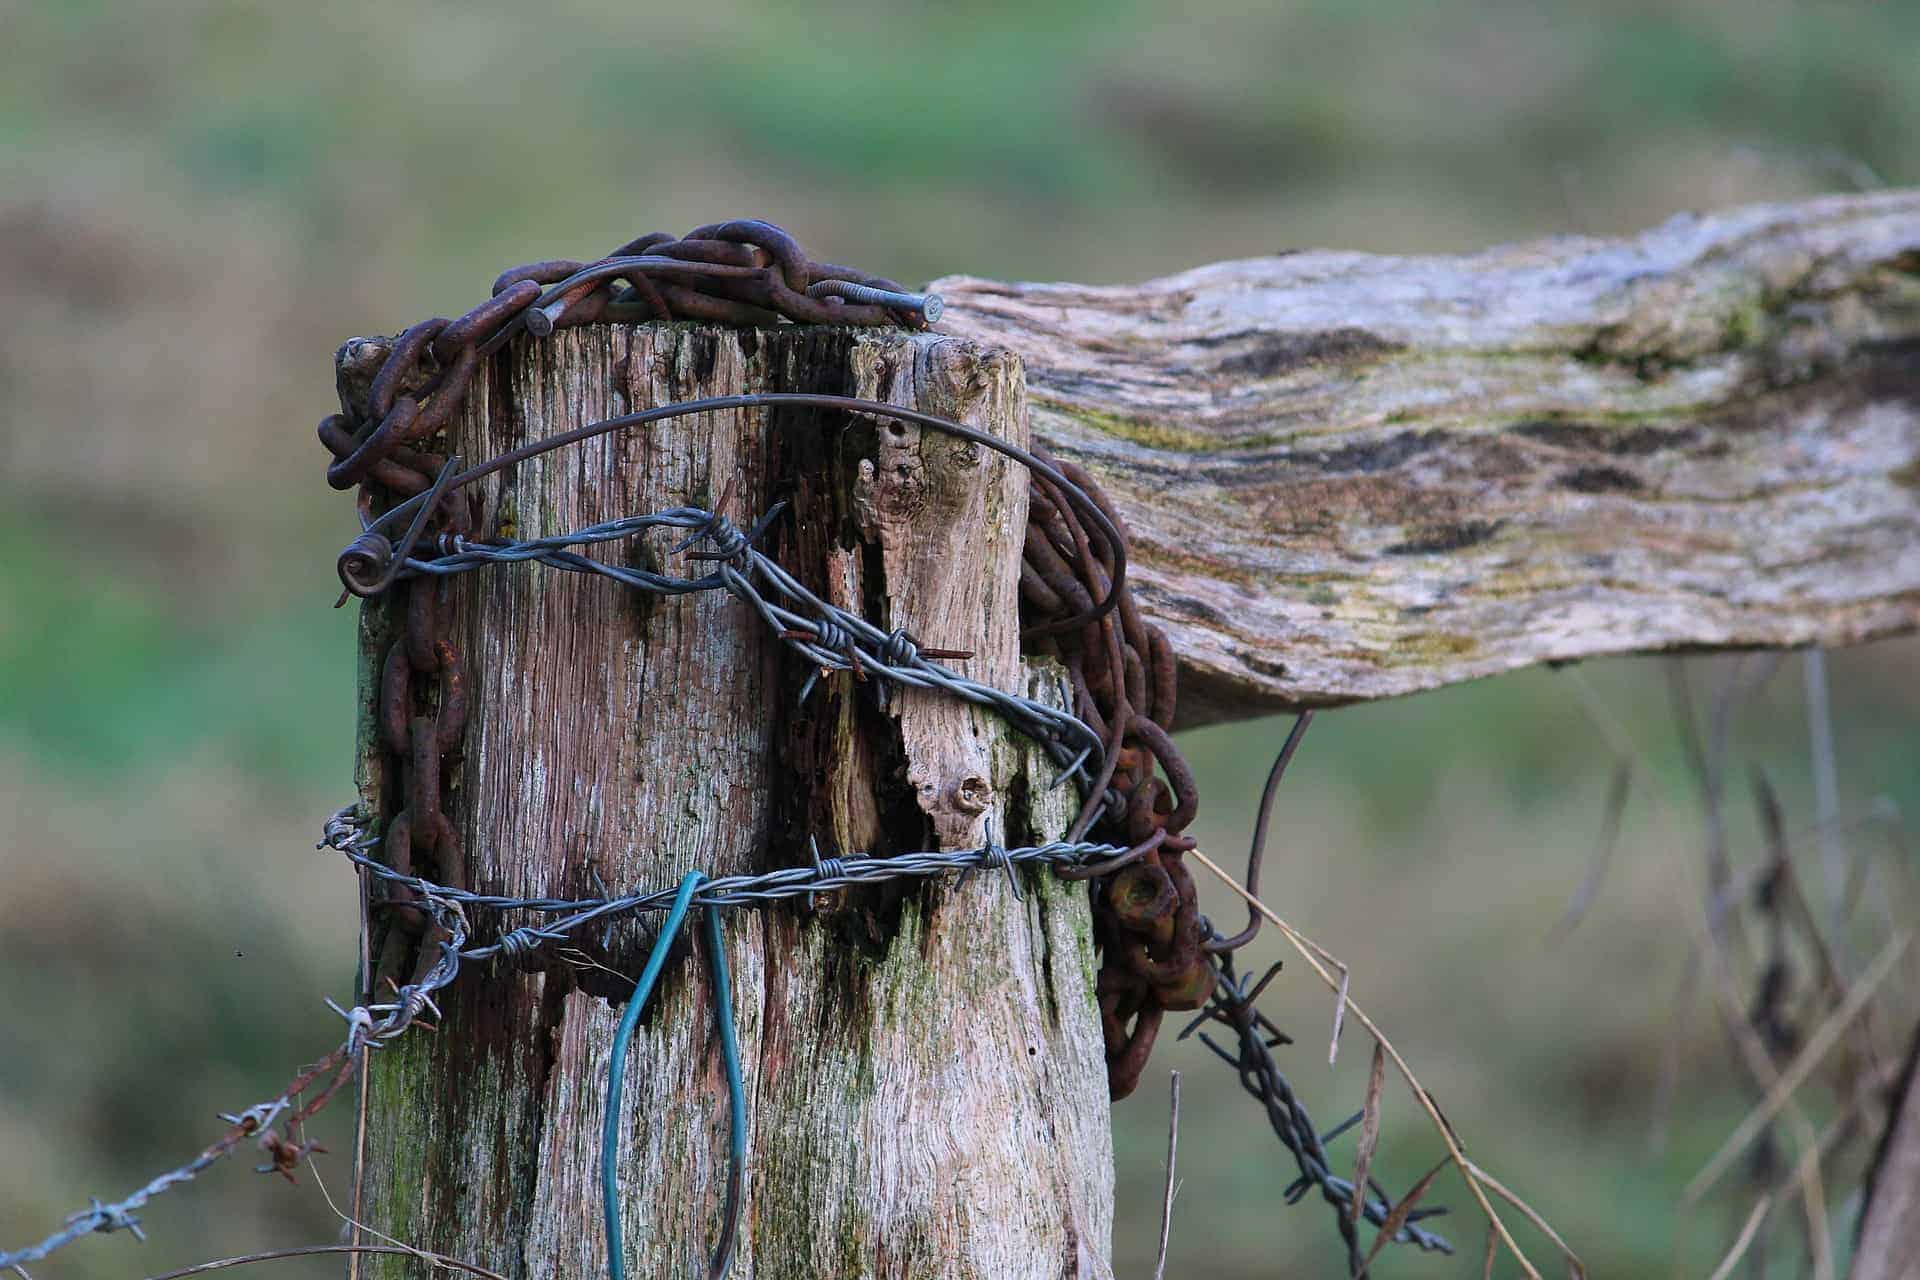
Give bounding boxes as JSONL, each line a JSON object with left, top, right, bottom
{"left": 932, "top": 190, "right": 1920, "bottom": 725}
{"left": 348, "top": 327, "right": 1112, "bottom": 1278}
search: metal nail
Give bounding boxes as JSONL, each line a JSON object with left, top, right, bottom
{"left": 805, "top": 280, "right": 944, "bottom": 323}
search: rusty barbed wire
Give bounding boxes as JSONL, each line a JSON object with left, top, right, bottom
{"left": 1, "top": 220, "right": 1453, "bottom": 1276}
{"left": 0, "top": 889, "right": 468, "bottom": 1279}
{"left": 348, "top": 457, "right": 1453, "bottom": 1270}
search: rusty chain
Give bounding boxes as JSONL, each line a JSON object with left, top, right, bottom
{"left": 317, "top": 219, "right": 942, "bottom": 1000}
{"left": 318, "top": 217, "right": 936, "bottom": 512}
{"left": 1020, "top": 458, "right": 1288, "bottom": 1099}
{"left": 1013, "top": 459, "right": 1447, "bottom": 1263}
{"left": 364, "top": 576, "right": 471, "bottom": 994}
{"left": 1027, "top": 453, "right": 1206, "bottom": 1097}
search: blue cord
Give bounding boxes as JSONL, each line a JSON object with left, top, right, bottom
{"left": 702, "top": 904, "right": 746, "bottom": 1278}
{"left": 603, "top": 873, "right": 700, "bottom": 1280}
{"left": 601, "top": 872, "right": 748, "bottom": 1280}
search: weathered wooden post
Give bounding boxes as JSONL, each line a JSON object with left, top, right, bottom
{"left": 344, "top": 323, "right": 1114, "bottom": 1277}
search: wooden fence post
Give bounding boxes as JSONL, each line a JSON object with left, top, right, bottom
{"left": 343, "top": 323, "right": 1114, "bottom": 1278}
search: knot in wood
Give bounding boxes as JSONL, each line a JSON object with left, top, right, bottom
{"left": 950, "top": 774, "right": 994, "bottom": 815}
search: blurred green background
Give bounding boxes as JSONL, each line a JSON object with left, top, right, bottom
{"left": 3, "top": 1, "right": 1918, "bottom": 1275}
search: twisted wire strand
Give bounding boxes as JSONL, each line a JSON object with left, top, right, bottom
{"left": 5, "top": 385, "right": 1456, "bottom": 1277}
{"left": 1184, "top": 955, "right": 1454, "bottom": 1263}
{"left": 399, "top": 504, "right": 1106, "bottom": 782}
{"left": 0, "top": 883, "right": 470, "bottom": 1278}
{"left": 325, "top": 806, "right": 1122, "bottom": 961}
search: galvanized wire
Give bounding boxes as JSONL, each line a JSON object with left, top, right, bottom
{"left": 322, "top": 805, "right": 1125, "bottom": 960}
{"left": 399, "top": 503, "right": 1106, "bottom": 783}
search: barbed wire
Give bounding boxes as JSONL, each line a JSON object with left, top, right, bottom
{"left": 321, "top": 806, "right": 1128, "bottom": 958}
{"left": 5, "top": 221, "right": 1458, "bottom": 1277}
{"left": 0, "top": 797, "right": 1459, "bottom": 1278}
{"left": 1, "top": 444, "right": 1456, "bottom": 1280}
{"left": 0, "top": 808, "right": 1119, "bottom": 1279}
{"left": 0, "top": 889, "right": 468, "bottom": 1280}
{"left": 394, "top": 499, "right": 1107, "bottom": 784}
{"left": 370, "top": 472, "right": 1457, "bottom": 1265}
{"left": 1185, "top": 953, "right": 1454, "bottom": 1267}
{"left": 368, "top": 437, "right": 1457, "bottom": 1272}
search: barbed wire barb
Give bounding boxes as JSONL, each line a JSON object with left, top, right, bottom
{"left": 6, "top": 219, "right": 1466, "bottom": 1277}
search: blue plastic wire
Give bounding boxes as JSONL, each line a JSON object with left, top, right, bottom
{"left": 702, "top": 904, "right": 746, "bottom": 1278}
{"left": 603, "top": 871, "right": 748, "bottom": 1280}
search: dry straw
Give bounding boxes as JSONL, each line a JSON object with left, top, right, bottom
{"left": 1187, "top": 846, "right": 1587, "bottom": 1280}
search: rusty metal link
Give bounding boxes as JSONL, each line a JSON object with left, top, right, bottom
{"left": 1019, "top": 454, "right": 1218, "bottom": 1099}
{"left": 316, "top": 218, "right": 938, "bottom": 598}
{"left": 1015, "top": 457, "right": 1445, "bottom": 1267}
{"left": 1019, "top": 455, "right": 1315, "bottom": 1099}
{"left": 1018, "top": 461, "right": 1453, "bottom": 1265}
{"left": 366, "top": 576, "right": 470, "bottom": 994}
{"left": 317, "top": 220, "right": 935, "bottom": 993}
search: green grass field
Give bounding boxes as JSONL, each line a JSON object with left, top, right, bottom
{"left": 4, "top": 2, "right": 1917, "bottom": 1274}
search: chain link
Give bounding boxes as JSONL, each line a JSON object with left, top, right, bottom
{"left": 320, "top": 220, "right": 946, "bottom": 999}
{"left": 1019, "top": 455, "right": 1235, "bottom": 1099}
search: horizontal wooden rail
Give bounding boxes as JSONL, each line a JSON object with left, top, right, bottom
{"left": 934, "top": 191, "right": 1920, "bottom": 724}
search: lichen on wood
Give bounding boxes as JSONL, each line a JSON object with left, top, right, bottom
{"left": 346, "top": 324, "right": 1112, "bottom": 1279}
{"left": 934, "top": 190, "right": 1920, "bottom": 723}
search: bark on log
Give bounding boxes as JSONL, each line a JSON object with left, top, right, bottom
{"left": 933, "top": 190, "right": 1920, "bottom": 726}
{"left": 346, "top": 326, "right": 1112, "bottom": 1278}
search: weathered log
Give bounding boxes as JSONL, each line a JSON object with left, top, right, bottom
{"left": 346, "top": 326, "right": 1112, "bottom": 1278}
{"left": 933, "top": 190, "right": 1920, "bottom": 725}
